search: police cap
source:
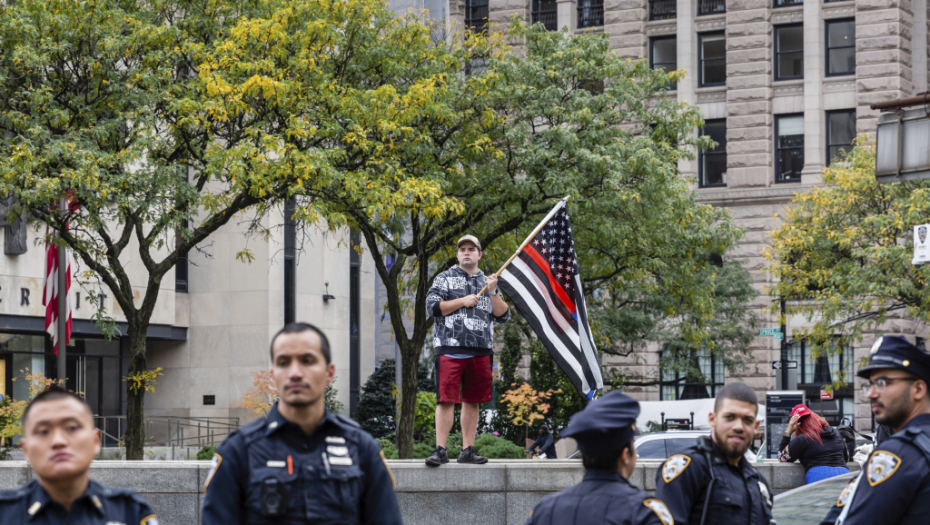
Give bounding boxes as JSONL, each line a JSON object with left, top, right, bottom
{"left": 858, "top": 335, "right": 930, "bottom": 384}
{"left": 561, "top": 390, "right": 639, "bottom": 457}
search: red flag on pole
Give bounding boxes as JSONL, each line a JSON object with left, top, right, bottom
{"left": 43, "top": 229, "right": 72, "bottom": 353}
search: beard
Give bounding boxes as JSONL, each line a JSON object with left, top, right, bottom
{"left": 712, "top": 426, "right": 750, "bottom": 460}
{"left": 874, "top": 388, "right": 912, "bottom": 430}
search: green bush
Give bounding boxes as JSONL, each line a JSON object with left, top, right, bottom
{"left": 196, "top": 445, "right": 216, "bottom": 460}
{"left": 474, "top": 433, "right": 526, "bottom": 459}
{"left": 357, "top": 359, "right": 437, "bottom": 440}
{"left": 377, "top": 438, "right": 399, "bottom": 459}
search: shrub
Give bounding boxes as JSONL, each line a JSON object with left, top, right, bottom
{"left": 377, "top": 438, "right": 399, "bottom": 460}
{"left": 196, "top": 445, "right": 216, "bottom": 460}
{"left": 357, "top": 359, "right": 437, "bottom": 439}
{"left": 474, "top": 433, "right": 526, "bottom": 459}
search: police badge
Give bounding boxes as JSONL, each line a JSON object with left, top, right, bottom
{"left": 643, "top": 498, "right": 674, "bottom": 525}
{"left": 662, "top": 454, "right": 691, "bottom": 483}
{"left": 867, "top": 451, "right": 901, "bottom": 486}
{"left": 836, "top": 479, "right": 855, "bottom": 507}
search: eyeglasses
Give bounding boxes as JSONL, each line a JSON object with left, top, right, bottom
{"left": 861, "top": 377, "right": 917, "bottom": 395}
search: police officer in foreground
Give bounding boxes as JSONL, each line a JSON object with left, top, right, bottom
{"left": 525, "top": 390, "right": 674, "bottom": 525}
{"left": 201, "top": 322, "right": 403, "bottom": 525}
{"left": 823, "top": 336, "right": 930, "bottom": 525}
{"left": 654, "top": 383, "right": 773, "bottom": 525}
{"left": 0, "top": 386, "right": 158, "bottom": 524}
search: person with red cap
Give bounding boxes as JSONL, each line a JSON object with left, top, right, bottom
{"left": 778, "top": 403, "right": 850, "bottom": 483}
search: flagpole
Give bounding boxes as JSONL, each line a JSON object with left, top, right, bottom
{"left": 477, "top": 195, "right": 571, "bottom": 295}
{"left": 57, "top": 196, "right": 67, "bottom": 384}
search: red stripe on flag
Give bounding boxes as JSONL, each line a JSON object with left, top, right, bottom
{"left": 523, "top": 243, "right": 576, "bottom": 314}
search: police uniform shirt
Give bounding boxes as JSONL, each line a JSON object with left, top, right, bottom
{"left": 201, "top": 402, "right": 402, "bottom": 525}
{"left": 0, "top": 479, "right": 157, "bottom": 525}
{"left": 838, "top": 414, "right": 930, "bottom": 525}
{"left": 654, "top": 436, "right": 774, "bottom": 525}
{"left": 525, "top": 470, "right": 673, "bottom": 525}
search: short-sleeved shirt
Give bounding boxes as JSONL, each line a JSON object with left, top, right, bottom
{"left": 201, "top": 402, "right": 402, "bottom": 525}
{"left": 525, "top": 470, "right": 673, "bottom": 525}
{"left": 425, "top": 265, "right": 510, "bottom": 356}
{"left": 654, "top": 436, "right": 773, "bottom": 525}
{"left": 0, "top": 479, "right": 157, "bottom": 525}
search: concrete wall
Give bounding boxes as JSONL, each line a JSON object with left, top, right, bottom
{"left": 0, "top": 460, "right": 847, "bottom": 525}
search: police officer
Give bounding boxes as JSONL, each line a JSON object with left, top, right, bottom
{"left": 525, "top": 391, "right": 674, "bottom": 525}
{"left": 654, "top": 383, "right": 773, "bottom": 525}
{"left": 824, "top": 336, "right": 930, "bottom": 525}
{"left": 0, "top": 386, "right": 158, "bottom": 524}
{"left": 201, "top": 322, "right": 403, "bottom": 525}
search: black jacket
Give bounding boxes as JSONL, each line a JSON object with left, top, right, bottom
{"left": 528, "top": 433, "right": 557, "bottom": 459}
{"left": 778, "top": 425, "right": 848, "bottom": 472}
{"left": 0, "top": 479, "right": 155, "bottom": 525}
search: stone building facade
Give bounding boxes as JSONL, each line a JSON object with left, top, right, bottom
{"left": 450, "top": 0, "right": 930, "bottom": 432}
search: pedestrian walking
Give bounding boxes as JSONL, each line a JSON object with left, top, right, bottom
{"left": 823, "top": 336, "right": 930, "bottom": 525}
{"left": 654, "top": 382, "right": 774, "bottom": 525}
{"left": 423, "top": 235, "right": 510, "bottom": 467}
{"left": 201, "top": 322, "right": 402, "bottom": 525}
{"left": 524, "top": 391, "right": 674, "bottom": 525}
{"left": 778, "top": 404, "right": 850, "bottom": 483}
{"left": 0, "top": 387, "right": 158, "bottom": 524}
{"left": 526, "top": 424, "right": 558, "bottom": 459}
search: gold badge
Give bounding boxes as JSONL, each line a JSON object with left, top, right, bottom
{"left": 643, "top": 498, "right": 674, "bottom": 525}
{"left": 662, "top": 454, "right": 691, "bottom": 483}
{"left": 203, "top": 453, "right": 223, "bottom": 492}
{"left": 836, "top": 479, "right": 855, "bottom": 507}
{"left": 867, "top": 450, "right": 901, "bottom": 486}
{"left": 141, "top": 514, "right": 160, "bottom": 525}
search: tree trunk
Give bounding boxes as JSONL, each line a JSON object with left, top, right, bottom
{"left": 396, "top": 340, "right": 420, "bottom": 459}
{"left": 125, "top": 323, "right": 148, "bottom": 460}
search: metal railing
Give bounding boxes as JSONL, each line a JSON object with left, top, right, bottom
{"left": 649, "top": 0, "right": 676, "bottom": 20}
{"left": 465, "top": 5, "right": 489, "bottom": 33}
{"left": 93, "top": 415, "right": 240, "bottom": 448}
{"left": 531, "top": 8, "right": 558, "bottom": 31}
{"left": 577, "top": 3, "right": 604, "bottom": 28}
{"left": 698, "top": 0, "right": 726, "bottom": 15}
{"left": 773, "top": 0, "right": 803, "bottom": 6}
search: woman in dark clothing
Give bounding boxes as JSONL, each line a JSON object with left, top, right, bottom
{"left": 778, "top": 404, "right": 850, "bottom": 484}
{"left": 527, "top": 424, "right": 558, "bottom": 459}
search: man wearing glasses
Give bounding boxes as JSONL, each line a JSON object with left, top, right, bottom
{"left": 830, "top": 335, "right": 930, "bottom": 525}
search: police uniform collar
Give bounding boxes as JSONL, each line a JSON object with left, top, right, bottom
{"left": 900, "top": 413, "right": 930, "bottom": 433}
{"left": 582, "top": 470, "right": 627, "bottom": 484}
{"left": 265, "top": 402, "right": 339, "bottom": 436}
{"left": 26, "top": 478, "right": 105, "bottom": 520}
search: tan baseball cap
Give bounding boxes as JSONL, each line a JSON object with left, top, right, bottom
{"left": 457, "top": 235, "right": 481, "bottom": 250}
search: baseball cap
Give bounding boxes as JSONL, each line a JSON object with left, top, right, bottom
{"left": 457, "top": 235, "right": 481, "bottom": 251}
{"left": 791, "top": 404, "right": 812, "bottom": 419}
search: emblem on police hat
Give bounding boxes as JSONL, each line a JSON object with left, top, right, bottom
{"left": 643, "top": 498, "right": 674, "bottom": 525}
{"left": 758, "top": 481, "right": 772, "bottom": 508}
{"left": 867, "top": 450, "right": 901, "bottom": 486}
{"left": 871, "top": 337, "right": 884, "bottom": 355}
{"left": 836, "top": 479, "right": 855, "bottom": 507}
{"left": 662, "top": 454, "right": 691, "bottom": 483}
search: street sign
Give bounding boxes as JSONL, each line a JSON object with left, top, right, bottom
{"left": 773, "top": 332, "right": 783, "bottom": 340}
{"left": 759, "top": 328, "right": 781, "bottom": 336}
{"left": 821, "top": 389, "right": 834, "bottom": 400}
{"left": 772, "top": 361, "right": 798, "bottom": 370}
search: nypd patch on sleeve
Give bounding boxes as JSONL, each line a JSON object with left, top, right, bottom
{"left": 140, "top": 514, "right": 160, "bottom": 525}
{"left": 867, "top": 450, "right": 901, "bottom": 486}
{"left": 203, "top": 453, "right": 222, "bottom": 492}
{"left": 643, "top": 498, "right": 674, "bottom": 525}
{"left": 662, "top": 454, "right": 691, "bottom": 483}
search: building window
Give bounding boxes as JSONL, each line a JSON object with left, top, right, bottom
{"left": 660, "top": 349, "right": 725, "bottom": 400}
{"left": 787, "top": 340, "right": 855, "bottom": 426}
{"left": 700, "top": 119, "right": 727, "bottom": 187}
{"left": 775, "top": 25, "right": 804, "bottom": 80}
{"left": 577, "top": 0, "right": 604, "bottom": 28}
{"left": 826, "top": 19, "right": 855, "bottom": 76}
{"left": 774, "top": 0, "right": 802, "bottom": 7}
{"left": 699, "top": 33, "right": 726, "bottom": 87}
{"left": 284, "top": 198, "right": 296, "bottom": 325}
{"left": 649, "top": 0, "right": 676, "bottom": 21}
{"left": 175, "top": 219, "right": 188, "bottom": 293}
{"left": 465, "top": 0, "right": 489, "bottom": 32}
{"left": 827, "top": 109, "right": 856, "bottom": 165}
{"left": 776, "top": 114, "right": 804, "bottom": 183}
{"left": 531, "top": 0, "right": 558, "bottom": 31}
{"left": 698, "top": 0, "right": 725, "bottom": 15}
{"left": 650, "top": 36, "right": 677, "bottom": 89}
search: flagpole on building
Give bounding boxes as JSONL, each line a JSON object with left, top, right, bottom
{"left": 477, "top": 195, "right": 571, "bottom": 295}
{"left": 57, "top": 196, "right": 67, "bottom": 384}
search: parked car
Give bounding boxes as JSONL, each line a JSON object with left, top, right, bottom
{"left": 634, "top": 430, "right": 758, "bottom": 462}
{"left": 772, "top": 472, "right": 856, "bottom": 525}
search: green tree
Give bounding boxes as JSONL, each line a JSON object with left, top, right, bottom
{"left": 767, "top": 139, "right": 930, "bottom": 388}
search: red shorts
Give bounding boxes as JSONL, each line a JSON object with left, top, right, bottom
{"left": 435, "top": 355, "right": 493, "bottom": 404}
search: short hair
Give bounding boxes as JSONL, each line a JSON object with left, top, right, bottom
{"left": 714, "top": 383, "right": 759, "bottom": 413}
{"left": 269, "top": 322, "right": 331, "bottom": 364}
{"left": 22, "top": 386, "right": 92, "bottom": 430}
{"left": 581, "top": 439, "right": 634, "bottom": 470}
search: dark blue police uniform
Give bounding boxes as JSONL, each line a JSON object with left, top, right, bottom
{"left": 654, "top": 436, "right": 773, "bottom": 525}
{"left": 829, "top": 336, "right": 930, "bottom": 525}
{"left": 0, "top": 479, "right": 157, "bottom": 525}
{"left": 201, "top": 402, "right": 402, "bottom": 525}
{"left": 525, "top": 391, "right": 674, "bottom": 525}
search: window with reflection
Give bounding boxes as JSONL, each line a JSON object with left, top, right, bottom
{"left": 826, "top": 19, "right": 855, "bottom": 76}
{"left": 827, "top": 109, "right": 856, "bottom": 165}
{"left": 776, "top": 114, "right": 804, "bottom": 183}
{"left": 700, "top": 119, "right": 727, "bottom": 187}
{"left": 650, "top": 36, "right": 678, "bottom": 89}
{"left": 699, "top": 33, "right": 726, "bottom": 87}
{"left": 775, "top": 25, "right": 804, "bottom": 80}
{"left": 660, "top": 349, "right": 724, "bottom": 400}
